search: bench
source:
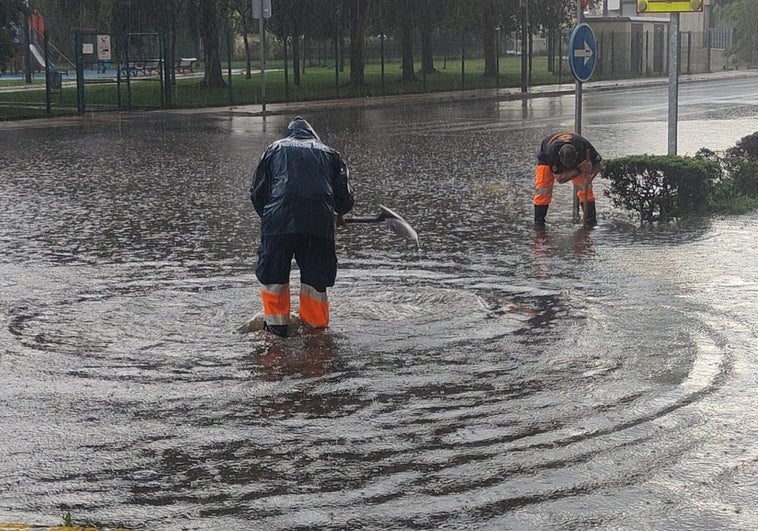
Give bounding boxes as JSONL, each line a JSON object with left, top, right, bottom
{"left": 138, "top": 59, "right": 162, "bottom": 76}
{"left": 175, "top": 57, "right": 197, "bottom": 74}
{"left": 120, "top": 60, "right": 161, "bottom": 77}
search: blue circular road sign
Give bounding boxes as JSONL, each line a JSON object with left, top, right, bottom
{"left": 568, "top": 23, "right": 597, "bottom": 83}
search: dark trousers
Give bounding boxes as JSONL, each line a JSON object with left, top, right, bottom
{"left": 256, "top": 234, "right": 337, "bottom": 293}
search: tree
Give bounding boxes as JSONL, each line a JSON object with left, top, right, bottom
{"left": 269, "top": 0, "right": 313, "bottom": 87}
{"left": 106, "top": 0, "right": 191, "bottom": 85}
{"left": 0, "top": 0, "right": 27, "bottom": 72}
{"left": 718, "top": 0, "right": 758, "bottom": 65}
{"left": 346, "top": 0, "right": 366, "bottom": 85}
{"left": 195, "top": 0, "right": 227, "bottom": 88}
{"left": 482, "top": 0, "right": 499, "bottom": 76}
{"left": 230, "top": 0, "right": 252, "bottom": 78}
{"left": 418, "top": 0, "right": 439, "bottom": 75}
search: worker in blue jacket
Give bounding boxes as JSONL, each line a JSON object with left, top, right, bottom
{"left": 251, "top": 117, "right": 354, "bottom": 337}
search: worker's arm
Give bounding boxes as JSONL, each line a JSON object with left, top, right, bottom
{"left": 584, "top": 156, "right": 601, "bottom": 184}
{"left": 556, "top": 154, "right": 599, "bottom": 184}
{"left": 555, "top": 165, "right": 583, "bottom": 184}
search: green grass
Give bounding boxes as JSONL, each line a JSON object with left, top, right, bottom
{"left": 0, "top": 55, "right": 577, "bottom": 119}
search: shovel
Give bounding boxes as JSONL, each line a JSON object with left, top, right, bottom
{"left": 345, "top": 204, "right": 419, "bottom": 247}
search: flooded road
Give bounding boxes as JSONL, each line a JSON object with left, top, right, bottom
{"left": 1, "top": 76, "right": 756, "bottom": 530}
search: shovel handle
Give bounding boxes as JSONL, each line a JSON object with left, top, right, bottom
{"left": 344, "top": 216, "right": 383, "bottom": 223}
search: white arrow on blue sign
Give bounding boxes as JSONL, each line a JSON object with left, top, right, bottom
{"left": 568, "top": 23, "right": 597, "bottom": 83}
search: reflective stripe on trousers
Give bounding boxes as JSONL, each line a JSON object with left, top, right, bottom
{"left": 299, "top": 283, "right": 329, "bottom": 328}
{"left": 534, "top": 165, "right": 554, "bottom": 206}
{"left": 572, "top": 175, "right": 596, "bottom": 202}
{"left": 260, "top": 283, "right": 291, "bottom": 326}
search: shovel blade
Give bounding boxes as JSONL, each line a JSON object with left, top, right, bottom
{"left": 386, "top": 217, "right": 419, "bottom": 247}
{"left": 378, "top": 205, "right": 419, "bottom": 247}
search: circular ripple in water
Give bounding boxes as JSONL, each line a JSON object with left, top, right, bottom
{"left": 0, "top": 263, "right": 733, "bottom": 530}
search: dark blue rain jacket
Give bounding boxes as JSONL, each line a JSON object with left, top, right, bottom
{"left": 251, "top": 117, "right": 354, "bottom": 238}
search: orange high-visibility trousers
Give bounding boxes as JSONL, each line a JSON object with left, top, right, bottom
{"left": 299, "top": 283, "right": 329, "bottom": 328}
{"left": 534, "top": 164, "right": 596, "bottom": 205}
{"left": 572, "top": 174, "right": 596, "bottom": 203}
{"left": 260, "top": 283, "right": 291, "bottom": 327}
{"left": 534, "top": 165, "right": 554, "bottom": 206}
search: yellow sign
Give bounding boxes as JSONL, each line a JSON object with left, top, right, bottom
{"left": 637, "top": 0, "right": 703, "bottom": 12}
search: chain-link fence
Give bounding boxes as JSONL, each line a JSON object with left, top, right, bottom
{"left": 0, "top": 20, "right": 737, "bottom": 120}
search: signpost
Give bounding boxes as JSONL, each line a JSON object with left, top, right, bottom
{"left": 636, "top": 1, "right": 703, "bottom": 13}
{"left": 568, "top": 2, "right": 597, "bottom": 221}
{"left": 637, "top": 1, "right": 703, "bottom": 155}
{"left": 520, "top": 0, "right": 528, "bottom": 93}
{"left": 252, "top": 0, "right": 272, "bottom": 115}
{"left": 568, "top": 23, "right": 597, "bottom": 85}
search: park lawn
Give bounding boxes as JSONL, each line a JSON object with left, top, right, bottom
{"left": 0, "top": 56, "right": 565, "bottom": 118}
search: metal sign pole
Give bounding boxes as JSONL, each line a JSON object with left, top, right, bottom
{"left": 636, "top": 2, "right": 705, "bottom": 154}
{"left": 573, "top": 0, "right": 583, "bottom": 220}
{"left": 253, "top": 0, "right": 272, "bottom": 116}
{"left": 574, "top": 0, "right": 583, "bottom": 135}
{"left": 668, "top": 13, "right": 679, "bottom": 155}
{"left": 258, "top": 7, "right": 266, "bottom": 115}
{"left": 568, "top": 3, "right": 596, "bottom": 223}
{"left": 520, "top": 0, "right": 528, "bottom": 93}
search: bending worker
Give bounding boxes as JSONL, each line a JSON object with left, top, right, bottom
{"left": 251, "top": 116, "right": 354, "bottom": 337}
{"left": 534, "top": 132, "right": 602, "bottom": 228}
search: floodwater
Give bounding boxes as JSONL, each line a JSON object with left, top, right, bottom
{"left": 1, "top": 77, "right": 756, "bottom": 530}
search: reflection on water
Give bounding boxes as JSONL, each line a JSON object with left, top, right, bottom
{"left": 256, "top": 331, "right": 339, "bottom": 381}
{"left": 0, "top": 88, "right": 756, "bottom": 530}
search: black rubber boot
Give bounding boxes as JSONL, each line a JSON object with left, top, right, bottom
{"left": 263, "top": 322, "right": 289, "bottom": 337}
{"left": 534, "top": 204, "right": 549, "bottom": 229}
{"left": 582, "top": 201, "right": 597, "bottom": 227}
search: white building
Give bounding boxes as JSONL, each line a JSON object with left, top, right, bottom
{"left": 583, "top": 0, "right": 733, "bottom": 75}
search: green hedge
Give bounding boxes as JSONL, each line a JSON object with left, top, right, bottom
{"left": 601, "top": 154, "right": 716, "bottom": 222}
{"left": 602, "top": 132, "right": 758, "bottom": 221}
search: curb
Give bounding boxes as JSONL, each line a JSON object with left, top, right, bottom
{"left": 203, "top": 69, "right": 758, "bottom": 118}
{"left": 0, "top": 525, "right": 133, "bottom": 531}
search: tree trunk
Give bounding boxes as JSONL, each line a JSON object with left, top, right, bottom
{"left": 528, "top": 23, "right": 533, "bottom": 84}
{"left": 242, "top": 15, "right": 251, "bottom": 79}
{"left": 339, "top": 34, "right": 345, "bottom": 72}
{"left": 303, "top": 34, "right": 309, "bottom": 70}
{"left": 400, "top": 16, "right": 416, "bottom": 81}
{"left": 483, "top": 0, "right": 498, "bottom": 77}
{"left": 170, "top": 28, "right": 177, "bottom": 85}
{"left": 199, "top": 0, "right": 226, "bottom": 88}
{"left": 293, "top": 34, "right": 301, "bottom": 85}
{"left": 419, "top": 1, "right": 435, "bottom": 75}
{"left": 348, "top": 0, "right": 365, "bottom": 86}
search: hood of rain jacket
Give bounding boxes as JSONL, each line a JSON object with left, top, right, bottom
{"left": 250, "top": 117, "right": 354, "bottom": 238}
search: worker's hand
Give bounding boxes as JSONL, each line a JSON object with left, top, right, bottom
{"left": 590, "top": 161, "right": 601, "bottom": 179}
{"left": 579, "top": 157, "right": 593, "bottom": 176}
{"left": 336, "top": 214, "right": 347, "bottom": 227}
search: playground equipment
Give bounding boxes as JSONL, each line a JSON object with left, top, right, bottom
{"left": 28, "top": 10, "right": 74, "bottom": 77}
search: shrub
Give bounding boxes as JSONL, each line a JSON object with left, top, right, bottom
{"left": 601, "top": 154, "right": 715, "bottom": 222}
{"left": 723, "top": 132, "right": 758, "bottom": 198}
